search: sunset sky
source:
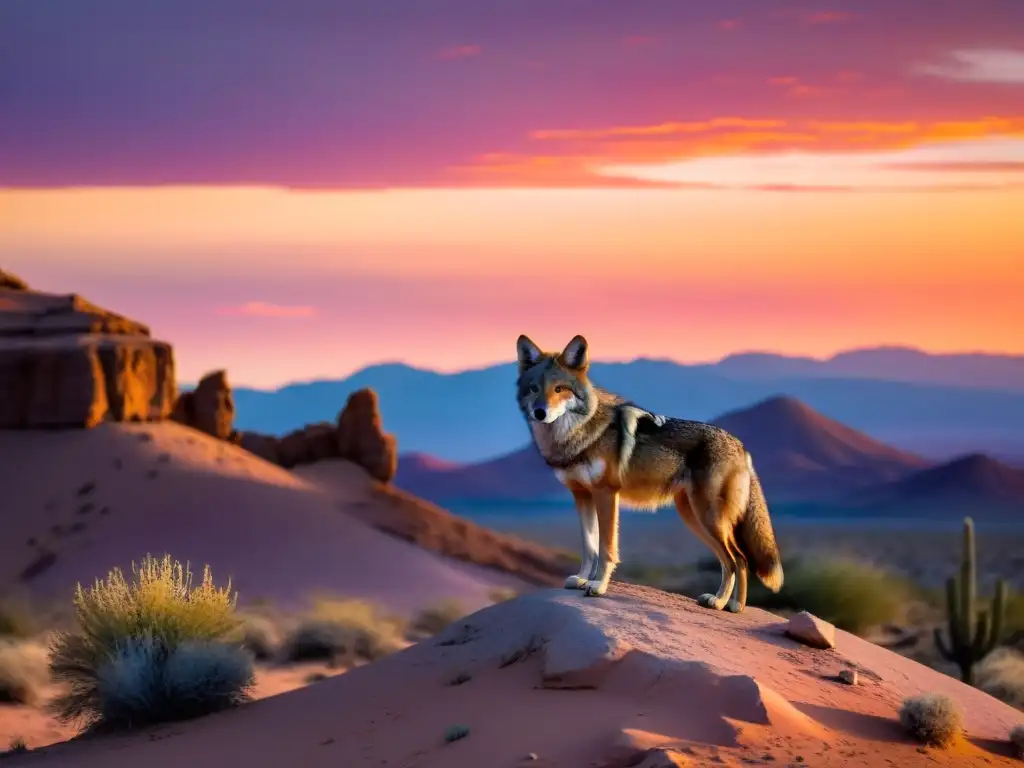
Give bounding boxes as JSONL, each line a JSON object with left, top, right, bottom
{"left": 2, "top": 0, "right": 1023, "bottom": 386}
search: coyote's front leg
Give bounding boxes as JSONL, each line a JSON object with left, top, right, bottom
{"left": 565, "top": 489, "right": 599, "bottom": 589}
{"left": 584, "top": 489, "right": 620, "bottom": 597}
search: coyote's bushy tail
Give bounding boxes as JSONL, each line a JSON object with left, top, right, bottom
{"left": 736, "top": 452, "right": 784, "bottom": 592}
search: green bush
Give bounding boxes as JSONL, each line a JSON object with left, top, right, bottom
{"left": 0, "top": 640, "right": 49, "bottom": 705}
{"left": 94, "top": 636, "right": 253, "bottom": 727}
{"left": 283, "top": 598, "right": 406, "bottom": 664}
{"left": 49, "top": 554, "right": 252, "bottom": 728}
{"left": 628, "top": 555, "right": 910, "bottom": 635}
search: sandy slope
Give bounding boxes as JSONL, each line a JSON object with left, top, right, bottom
{"left": 11, "top": 584, "right": 1023, "bottom": 768}
{"left": 0, "top": 422, "right": 525, "bottom": 614}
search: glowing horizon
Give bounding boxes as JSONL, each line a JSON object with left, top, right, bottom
{"left": 2, "top": 1, "right": 1022, "bottom": 386}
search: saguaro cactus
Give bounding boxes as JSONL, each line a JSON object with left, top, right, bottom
{"left": 934, "top": 517, "right": 1006, "bottom": 684}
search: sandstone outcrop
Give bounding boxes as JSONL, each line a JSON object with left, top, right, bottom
{"left": 175, "top": 369, "right": 398, "bottom": 483}
{"left": 0, "top": 276, "right": 176, "bottom": 428}
{"left": 171, "top": 370, "right": 235, "bottom": 440}
{"left": 240, "top": 388, "right": 397, "bottom": 482}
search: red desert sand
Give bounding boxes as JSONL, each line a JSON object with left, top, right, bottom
{"left": 9, "top": 584, "right": 1023, "bottom": 768}
{"left": 0, "top": 422, "right": 526, "bottom": 613}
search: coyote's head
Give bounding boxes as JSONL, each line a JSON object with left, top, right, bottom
{"left": 515, "top": 334, "right": 593, "bottom": 424}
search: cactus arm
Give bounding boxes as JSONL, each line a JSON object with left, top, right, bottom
{"left": 934, "top": 626, "right": 955, "bottom": 661}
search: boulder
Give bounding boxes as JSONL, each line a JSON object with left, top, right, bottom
{"left": 786, "top": 611, "right": 837, "bottom": 649}
{"left": 0, "top": 286, "right": 176, "bottom": 428}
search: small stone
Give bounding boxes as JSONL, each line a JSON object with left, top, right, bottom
{"left": 526, "top": 753, "right": 539, "bottom": 761}
{"left": 838, "top": 669, "right": 858, "bottom": 685}
{"left": 785, "top": 611, "right": 836, "bottom": 649}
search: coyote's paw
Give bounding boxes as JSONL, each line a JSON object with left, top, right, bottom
{"left": 651, "top": 414, "right": 667, "bottom": 427}
{"left": 697, "top": 593, "right": 725, "bottom": 610}
{"left": 582, "top": 580, "right": 608, "bottom": 597}
{"left": 725, "top": 599, "right": 744, "bottom": 614}
{"left": 564, "top": 575, "right": 587, "bottom": 589}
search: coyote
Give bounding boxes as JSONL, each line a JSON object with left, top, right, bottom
{"left": 516, "top": 334, "right": 783, "bottom": 611}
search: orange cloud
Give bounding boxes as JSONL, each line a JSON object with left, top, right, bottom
{"left": 437, "top": 44, "right": 481, "bottom": 61}
{"left": 531, "top": 117, "right": 786, "bottom": 142}
{"left": 217, "top": 302, "right": 317, "bottom": 318}
{"left": 451, "top": 116, "right": 1024, "bottom": 187}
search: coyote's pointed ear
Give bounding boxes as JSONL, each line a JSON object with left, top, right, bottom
{"left": 516, "top": 334, "right": 543, "bottom": 371}
{"left": 560, "top": 335, "right": 589, "bottom": 371}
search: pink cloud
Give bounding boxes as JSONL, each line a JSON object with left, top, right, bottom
{"left": 718, "top": 19, "right": 741, "bottom": 32}
{"left": 216, "top": 301, "right": 317, "bottom": 318}
{"left": 803, "top": 10, "right": 853, "bottom": 26}
{"left": 437, "top": 44, "right": 481, "bottom": 61}
{"left": 623, "top": 35, "right": 657, "bottom": 49}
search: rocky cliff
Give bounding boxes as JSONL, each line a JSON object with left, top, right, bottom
{"left": 0, "top": 269, "right": 176, "bottom": 428}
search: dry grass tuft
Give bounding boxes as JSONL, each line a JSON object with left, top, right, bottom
{"left": 283, "top": 598, "right": 406, "bottom": 664}
{"left": 975, "top": 647, "right": 1024, "bottom": 710}
{"left": 898, "top": 693, "right": 962, "bottom": 748}
{"left": 49, "top": 554, "right": 252, "bottom": 729}
{"left": 0, "top": 640, "right": 49, "bottom": 705}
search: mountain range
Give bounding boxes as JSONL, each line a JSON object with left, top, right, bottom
{"left": 228, "top": 346, "right": 1024, "bottom": 463}
{"left": 393, "top": 396, "right": 1024, "bottom": 520}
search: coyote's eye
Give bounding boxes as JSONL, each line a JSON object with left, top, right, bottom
{"left": 529, "top": 385, "right": 539, "bottom": 394}
{"left": 554, "top": 386, "right": 563, "bottom": 393}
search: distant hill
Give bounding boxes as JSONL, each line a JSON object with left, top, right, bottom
{"left": 395, "top": 396, "right": 933, "bottom": 505}
{"left": 712, "top": 396, "right": 930, "bottom": 500}
{"left": 714, "top": 346, "right": 1024, "bottom": 392}
{"left": 395, "top": 445, "right": 562, "bottom": 503}
{"left": 840, "top": 453, "right": 1024, "bottom": 518}
{"left": 230, "top": 349, "right": 1024, "bottom": 463}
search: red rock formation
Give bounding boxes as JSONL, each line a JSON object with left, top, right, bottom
{"left": 337, "top": 389, "right": 398, "bottom": 483}
{"left": 171, "top": 370, "right": 235, "bottom": 440}
{"left": 178, "top": 367, "right": 398, "bottom": 483}
{"left": 0, "top": 280, "right": 176, "bottom": 428}
{"left": 0, "top": 269, "right": 28, "bottom": 291}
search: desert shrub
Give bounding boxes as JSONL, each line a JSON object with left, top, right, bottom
{"left": 409, "top": 599, "right": 467, "bottom": 640}
{"left": 975, "top": 647, "right": 1024, "bottom": 710}
{"left": 3, "top": 737, "right": 28, "bottom": 755}
{"left": 0, "top": 640, "right": 49, "bottom": 705}
{"left": 283, "top": 598, "right": 406, "bottom": 664}
{"left": 239, "top": 614, "right": 280, "bottom": 662}
{"left": 1010, "top": 724, "right": 1024, "bottom": 758}
{"left": 93, "top": 636, "right": 253, "bottom": 727}
{"left": 898, "top": 693, "right": 962, "bottom": 747}
{"left": 0, "top": 599, "right": 36, "bottom": 639}
{"left": 1006, "top": 589, "right": 1024, "bottom": 640}
{"left": 49, "top": 554, "right": 251, "bottom": 728}
{"left": 634, "top": 555, "right": 909, "bottom": 635}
